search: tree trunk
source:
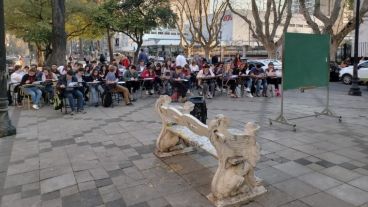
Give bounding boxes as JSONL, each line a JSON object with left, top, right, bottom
{"left": 106, "top": 28, "right": 114, "bottom": 63}
{"left": 35, "top": 44, "right": 44, "bottom": 66}
{"left": 330, "top": 39, "right": 339, "bottom": 62}
{"left": 204, "top": 47, "right": 211, "bottom": 62}
{"left": 264, "top": 44, "right": 276, "bottom": 59}
{"left": 134, "top": 42, "right": 143, "bottom": 65}
{"left": 79, "top": 38, "right": 83, "bottom": 57}
{"left": 46, "top": 0, "right": 66, "bottom": 66}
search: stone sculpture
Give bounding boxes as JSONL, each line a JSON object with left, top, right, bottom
{"left": 154, "top": 96, "right": 266, "bottom": 206}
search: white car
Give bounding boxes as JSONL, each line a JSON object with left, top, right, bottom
{"left": 339, "top": 61, "right": 368, "bottom": 85}
{"left": 248, "top": 59, "right": 283, "bottom": 77}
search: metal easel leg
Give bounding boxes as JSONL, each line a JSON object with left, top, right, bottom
{"left": 269, "top": 89, "right": 297, "bottom": 131}
{"left": 314, "top": 85, "right": 342, "bottom": 122}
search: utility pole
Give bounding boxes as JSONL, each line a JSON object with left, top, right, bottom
{"left": 0, "top": 0, "right": 16, "bottom": 137}
{"left": 349, "top": 0, "right": 362, "bottom": 96}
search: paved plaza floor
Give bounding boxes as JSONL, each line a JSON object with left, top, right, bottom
{"left": 0, "top": 83, "right": 368, "bottom": 207}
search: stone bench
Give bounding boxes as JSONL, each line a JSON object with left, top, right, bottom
{"left": 154, "top": 95, "right": 267, "bottom": 207}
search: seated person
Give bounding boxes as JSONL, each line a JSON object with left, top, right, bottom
{"left": 123, "top": 65, "right": 140, "bottom": 98}
{"left": 170, "top": 66, "right": 188, "bottom": 102}
{"left": 20, "top": 68, "right": 42, "bottom": 110}
{"left": 85, "top": 69, "right": 104, "bottom": 107}
{"left": 9, "top": 65, "right": 25, "bottom": 106}
{"left": 141, "top": 65, "right": 157, "bottom": 95}
{"left": 213, "top": 63, "right": 224, "bottom": 91}
{"left": 197, "top": 64, "right": 215, "bottom": 99}
{"left": 57, "top": 70, "right": 85, "bottom": 115}
{"left": 106, "top": 65, "right": 133, "bottom": 105}
{"left": 75, "top": 68, "right": 89, "bottom": 101}
{"left": 223, "top": 63, "right": 238, "bottom": 98}
{"left": 249, "top": 64, "right": 267, "bottom": 97}
{"left": 41, "top": 67, "right": 58, "bottom": 103}
{"left": 265, "top": 62, "right": 280, "bottom": 96}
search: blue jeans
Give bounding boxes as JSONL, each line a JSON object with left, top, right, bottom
{"left": 24, "top": 87, "right": 42, "bottom": 105}
{"left": 65, "top": 89, "right": 84, "bottom": 111}
{"left": 44, "top": 85, "right": 54, "bottom": 100}
{"left": 89, "top": 85, "right": 104, "bottom": 105}
{"left": 255, "top": 79, "right": 267, "bottom": 95}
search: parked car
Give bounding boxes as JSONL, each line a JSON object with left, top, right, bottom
{"left": 339, "top": 61, "right": 368, "bottom": 85}
{"left": 329, "top": 61, "right": 341, "bottom": 82}
{"left": 247, "top": 59, "right": 283, "bottom": 77}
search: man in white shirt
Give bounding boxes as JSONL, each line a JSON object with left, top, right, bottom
{"left": 176, "top": 53, "right": 187, "bottom": 67}
{"left": 10, "top": 65, "right": 25, "bottom": 83}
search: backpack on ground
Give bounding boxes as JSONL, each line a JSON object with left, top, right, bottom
{"left": 53, "top": 93, "right": 63, "bottom": 110}
{"left": 102, "top": 91, "right": 112, "bottom": 107}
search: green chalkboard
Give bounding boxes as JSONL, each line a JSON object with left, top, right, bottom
{"left": 283, "top": 33, "right": 330, "bottom": 90}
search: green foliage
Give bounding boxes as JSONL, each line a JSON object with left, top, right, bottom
{"left": 93, "top": 0, "right": 176, "bottom": 44}
{"left": 5, "top": 0, "right": 52, "bottom": 46}
{"left": 5, "top": 0, "right": 103, "bottom": 47}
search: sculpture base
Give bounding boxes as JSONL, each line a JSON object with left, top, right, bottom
{"left": 207, "top": 186, "right": 267, "bottom": 207}
{"left": 154, "top": 147, "right": 195, "bottom": 158}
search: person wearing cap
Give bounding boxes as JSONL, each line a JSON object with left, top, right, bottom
{"left": 197, "top": 64, "right": 215, "bottom": 99}
{"left": 249, "top": 64, "right": 267, "bottom": 97}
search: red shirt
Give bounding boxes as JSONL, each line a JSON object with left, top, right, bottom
{"left": 141, "top": 69, "right": 156, "bottom": 78}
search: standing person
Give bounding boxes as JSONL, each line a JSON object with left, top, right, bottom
{"left": 233, "top": 53, "right": 242, "bottom": 68}
{"left": 120, "top": 55, "right": 130, "bottom": 69}
{"left": 105, "top": 65, "right": 133, "bottom": 105}
{"left": 138, "top": 49, "right": 149, "bottom": 64}
{"left": 197, "top": 64, "right": 215, "bottom": 99}
{"left": 138, "top": 60, "right": 146, "bottom": 72}
{"left": 99, "top": 54, "right": 106, "bottom": 64}
{"left": 57, "top": 70, "right": 85, "bottom": 115}
{"left": 175, "top": 52, "right": 187, "bottom": 67}
{"left": 20, "top": 68, "right": 43, "bottom": 110}
{"left": 211, "top": 55, "right": 219, "bottom": 65}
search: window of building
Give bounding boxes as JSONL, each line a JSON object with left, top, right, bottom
{"left": 115, "top": 38, "right": 119, "bottom": 46}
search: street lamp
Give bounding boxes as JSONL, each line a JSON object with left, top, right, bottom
{"left": 0, "top": 0, "right": 16, "bottom": 137}
{"left": 349, "top": 0, "right": 362, "bottom": 96}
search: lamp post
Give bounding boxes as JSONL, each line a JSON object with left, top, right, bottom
{"left": 349, "top": 0, "right": 362, "bottom": 96}
{"left": 0, "top": 0, "right": 16, "bottom": 137}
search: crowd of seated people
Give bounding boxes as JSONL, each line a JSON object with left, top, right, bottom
{"left": 7, "top": 54, "right": 281, "bottom": 113}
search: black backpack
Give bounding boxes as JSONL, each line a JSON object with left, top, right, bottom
{"left": 102, "top": 91, "right": 112, "bottom": 107}
{"left": 53, "top": 93, "right": 63, "bottom": 110}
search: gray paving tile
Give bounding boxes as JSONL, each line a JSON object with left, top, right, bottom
{"left": 41, "top": 190, "right": 60, "bottom": 201}
{"left": 326, "top": 184, "right": 368, "bottom": 206}
{"left": 279, "top": 200, "right": 311, "bottom": 207}
{"left": 301, "top": 192, "right": 354, "bottom": 207}
{"left": 40, "top": 173, "right": 76, "bottom": 194}
{"left": 273, "top": 161, "right": 313, "bottom": 177}
{"left": 105, "top": 198, "right": 127, "bottom": 207}
{"left": 297, "top": 172, "right": 342, "bottom": 190}
{"left": 348, "top": 176, "right": 368, "bottom": 191}
{"left": 120, "top": 183, "right": 162, "bottom": 206}
{"left": 320, "top": 166, "right": 362, "bottom": 182}
{"left": 274, "top": 178, "right": 320, "bottom": 199}
{"left": 254, "top": 186, "right": 295, "bottom": 207}
{"left": 61, "top": 193, "right": 82, "bottom": 207}
{"left": 80, "top": 189, "right": 103, "bottom": 207}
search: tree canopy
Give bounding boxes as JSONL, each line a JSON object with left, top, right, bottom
{"left": 93, "top": 0, "right": 177, "bottom": 62}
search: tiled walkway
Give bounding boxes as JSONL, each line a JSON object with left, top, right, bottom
{"left": 0, "top": 83, "right": 367, "bottom": 207}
